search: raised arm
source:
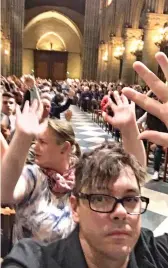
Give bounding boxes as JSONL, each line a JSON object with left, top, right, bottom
{"left": 1, "top": 101, "right": 42, "bottom": 204}
{"left": 0, "top": 132, "right": 8, "bottom": 159}
{"left": 103, "top": 91, "right": 146, "bottom": 167}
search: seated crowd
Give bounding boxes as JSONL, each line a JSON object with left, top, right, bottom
{"left": 1, "top": 52, "right": 168, "bottom": 267}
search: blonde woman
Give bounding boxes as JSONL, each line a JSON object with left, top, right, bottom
{"left": 2, "top": 101, "right": 80, "bottom": 243}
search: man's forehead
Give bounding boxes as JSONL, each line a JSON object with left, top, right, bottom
{"left": 3, "top": 97, "right": 15, "bottom": 101}
{"left": 89, "top": 166, "right": 140, "bottom": 194}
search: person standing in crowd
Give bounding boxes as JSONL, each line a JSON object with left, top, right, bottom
{"left": 50, "top": 88, "right": 75, "bottom": 119}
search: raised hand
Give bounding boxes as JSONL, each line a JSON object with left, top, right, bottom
{"left": 102, "top": 91, "right": 136, "bottom": 131}
{"left": 22, "top": 75, "right": 35, "bottom": 90}
{"left": 68, "top": 88, "right": 75, "bottom": 98}
{"left": 16, "top": 100, "right": 43, "bottom": 137}
{"left": 122, "top": 52, "right": 168, "bottom": 146}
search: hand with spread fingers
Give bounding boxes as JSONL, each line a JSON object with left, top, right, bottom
{"left": 122, "top": 52, "right": 168, "bottom": 147}
{"left": 102, "top": 91, "right": 136, "bottom": 132}
{"left": 103, "top": 90, "right": 146, "bottom": 167}
{"left": 16, "top": 100, "right": 43, "bottom": 137}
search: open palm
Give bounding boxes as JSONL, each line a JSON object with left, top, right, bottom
{"left": 16, "top": 100, "right": 43, "bottom": 136}
{"left": 123, "top": 52, "right": 168, "bottom": 147}
{"left": 103, "top": 91, "right": 136, "bottom": 131}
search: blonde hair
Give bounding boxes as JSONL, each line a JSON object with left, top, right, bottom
{"left": 48, "top": 118, "right": 81, "bottom": 158}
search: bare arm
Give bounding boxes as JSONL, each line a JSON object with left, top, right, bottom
{"left": 0, "top": 132, "right": 8, "bottom": 159}
{"left": 1, "top": 100, "right": 42, "bottom": 204}
{"left": 121, "top": 119, "right": 146, "bottom": 166}
{"left": 1, "top": 131, "right": 33, "bottom": 204}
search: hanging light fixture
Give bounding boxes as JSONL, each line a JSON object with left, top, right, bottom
{"left": 113, "top": 45, "right": 125, "bottom": 60}
{"left": 154, "top": 26, "right": 168, "bottom": 47}
{"left": 130, "top": 40, "right": 144, "bottom": 56}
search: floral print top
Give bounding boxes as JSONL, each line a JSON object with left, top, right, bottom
{"left": 13, "top": 164, "right": 76, "bottom": 244}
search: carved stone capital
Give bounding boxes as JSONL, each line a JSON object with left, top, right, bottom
{"left": 109, "top": 37, "right": 123, "bottom": 48}
{"left": 124, "top": 28, "right": 143, "bottom": 41}
{"left": 144, "top": 13, "right": 168, "bottom": 30}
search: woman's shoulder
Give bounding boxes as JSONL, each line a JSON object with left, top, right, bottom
{"left": 21, "top": 164, "right": 47, "bottom": 190}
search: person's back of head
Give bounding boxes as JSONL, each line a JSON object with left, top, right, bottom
{"left": 48, "top": 119, "right": 81, "bottom": 160}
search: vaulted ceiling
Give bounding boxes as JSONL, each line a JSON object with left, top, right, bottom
{"left": 25, "top": 0, "right": 86, "bottom": 15}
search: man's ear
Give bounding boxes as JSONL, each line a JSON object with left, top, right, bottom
{"left": 61, "top": 141, "right": 71, "bottom": 154}
{"left": 70, "top": 195, "right": 80, "bottom": 223}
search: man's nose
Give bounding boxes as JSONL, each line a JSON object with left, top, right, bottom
{"left": 110, "top": 202, "right": 127, "bottom": 220}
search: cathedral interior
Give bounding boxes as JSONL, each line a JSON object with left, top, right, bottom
{"left": 1, "top": 0, "right": 168, "bottom": 82}
{"left": 1, "top": 0, "right": 168, "bottom": 265}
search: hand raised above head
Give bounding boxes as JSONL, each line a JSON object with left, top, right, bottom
{"left": 68, "top": 88, "right": 75, "bottom": 98}
{"left": 102, "top": 91, "right": 136, "bottom": 132}
{"left": 122, "top": 52, "right": 168, "bottom": 146}
{"left": 16, "top": 99, "right": 43, "bottom": 137}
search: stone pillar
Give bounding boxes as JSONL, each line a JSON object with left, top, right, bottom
{"left": 10, "top": 0, "right": 25, "bottom": 76}
{"left": 142, "top": 13, "right": 168, "bottom": 75}
{"left": 97, "top": 45, "right": 103, "bottom": 81}
{"left": 108, "top": 37, "right": 123, "bottom": 82}
{"left": 1, "top": 0, "right": 11, "bottom": 76}
{"left": 82, "top": 0, "right": 100, "bottom": 80}
{"left": 121, "top": 28, "right": 143, "bottom": 85}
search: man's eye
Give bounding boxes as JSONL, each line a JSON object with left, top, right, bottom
{"left": 91, "top": 195, "right": 103, "bottom": 202}
{"left": 124, "top": 197, "right": 139, "bottom": 203}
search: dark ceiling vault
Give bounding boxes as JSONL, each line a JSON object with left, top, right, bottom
{"left": 25, "top": 0, "right": 86, "bottom": 15}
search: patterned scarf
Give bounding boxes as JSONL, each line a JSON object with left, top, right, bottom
{"left": 42, "top": 167, "right": 75, "bottom": 195}
{"left": 41, "top": 156, "right": 77, "bottom": 195}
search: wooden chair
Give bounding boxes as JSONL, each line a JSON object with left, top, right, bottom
{"left": 1, "top": 207, "right": 15, "bottom": 257}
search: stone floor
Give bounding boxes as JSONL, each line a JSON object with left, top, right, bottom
{"left": 67, "top": 105, "right": 168, "bottom": 236}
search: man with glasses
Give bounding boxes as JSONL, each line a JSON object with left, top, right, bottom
{"left": 2, "top": 142, "right": 168, "bottom": 268}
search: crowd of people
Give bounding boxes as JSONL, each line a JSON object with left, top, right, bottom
{"left": 1, "top": 51, "right": 168, "bottom": 267}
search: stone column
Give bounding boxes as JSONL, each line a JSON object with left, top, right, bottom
{"left": 108, "top": 37, "right": 123, "bottom": 82}
{"left": 1, "top": 0, "right": 11, "bottom": 76}
{"left": 82, "top": 0, "right": 100, "bottom": 80}
{"left": 121, "top": 28, "right": 143, "bottom": 85}
{"left": 142, "top": 13, "right": 168, "bottom": 75}
{"left": 1, "top": 0, "right": 25, "bottom": 76}
{"left": 97, "top": 44, "right": 103, "bottom": 82}
{"left": 10, "top": 0, "right": 25, "bottom": 76}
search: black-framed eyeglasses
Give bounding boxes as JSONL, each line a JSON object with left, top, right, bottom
{"left": 76, "top": 193, "right": 149, "bottom": 215}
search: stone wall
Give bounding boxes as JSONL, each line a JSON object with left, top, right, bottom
{"left": 97, "top": 0, "right": 168, "bottom": 84}
{"left": 82, "top": 0, "right": 100, "bottom": 80}
{"left": 1, "top": 0, "right": 25, "bottom": 77}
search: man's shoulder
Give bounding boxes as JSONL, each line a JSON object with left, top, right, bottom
{"left": 140, "top": 227, "right": 168, "bottom": 245}
{"left": 2, "top": 238, "right": 64, "bottom": 268}
{"left": 2, "top": 228, "right": 85, "bottom": 268}
{"left": 2, "top": 239, "right": 46, "bottom": 268}
{"left": 134, "top": 228, "right": 168, "bottom": 267}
